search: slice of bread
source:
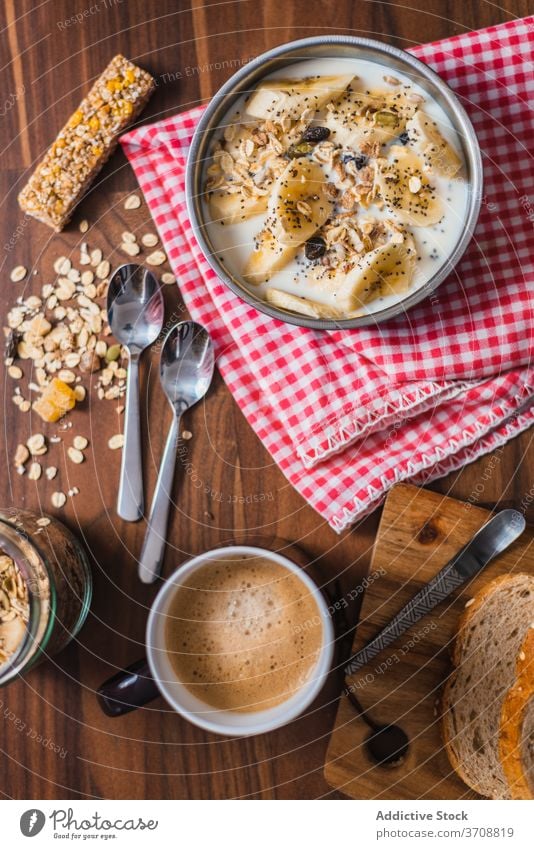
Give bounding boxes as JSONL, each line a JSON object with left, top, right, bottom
{"left": 442, "top": 573, "right": 534, "bottom": 799}
{"left": 500, "top": 627, "right": 534, "bottom": 799}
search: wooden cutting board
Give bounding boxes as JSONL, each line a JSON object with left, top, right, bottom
{"left": 324, "top": 483, "right": 534, "bottom": 799}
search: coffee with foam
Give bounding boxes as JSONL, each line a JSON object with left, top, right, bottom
{"left": 165, "top": 554, "right": 323, "bottom": 712}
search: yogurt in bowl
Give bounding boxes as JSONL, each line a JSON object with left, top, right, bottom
{"left": 186, "top": 37, "right": 482, "bottom": 329}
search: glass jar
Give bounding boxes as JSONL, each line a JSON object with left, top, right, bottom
{"left": 0, "top": 508, "right": 92, "bottom": 687}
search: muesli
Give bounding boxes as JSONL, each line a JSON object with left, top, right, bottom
{"left": 203, "top": 58, "right": 467, "bottom": 318}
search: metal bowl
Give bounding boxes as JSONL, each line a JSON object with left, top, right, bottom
{"left": 186, "top": 35, "right": 483, "bottom": 330}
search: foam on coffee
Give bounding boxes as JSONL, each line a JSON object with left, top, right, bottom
{"left": 165, "top": 555, "right": 323, "bottom": 712}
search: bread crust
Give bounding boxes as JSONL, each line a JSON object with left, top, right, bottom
{"left": 441, "top": 573, "right": 534, "bottom": 799}
{"left": 499, "top": 628, "right": 534, "bottom": 800}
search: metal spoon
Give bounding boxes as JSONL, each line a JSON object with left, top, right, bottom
{"left": 138, "top": 321, "right": 215, "bottom": 584}
{"left": 107, "top": 264, "right": 164, "bottom": 522}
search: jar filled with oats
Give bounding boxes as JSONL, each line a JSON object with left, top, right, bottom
{"left": 0, "top": 508, "right": 92, "bottom": 686}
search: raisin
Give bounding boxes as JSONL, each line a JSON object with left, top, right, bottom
{"left": 305, "top": 235, "right": 326, "bottom": 260}
{"left": 342, "top": 153, "right": 368, "bottom": 170}
{"left": 301, "top": 126, "right": 331, "bottom": 143}
{"left": 398, "top": 131, "right": 410, "bottom": 145}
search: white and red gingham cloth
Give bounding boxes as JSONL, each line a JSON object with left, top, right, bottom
{"left": 121, "top": 17, "right": 534, "bottom": 532}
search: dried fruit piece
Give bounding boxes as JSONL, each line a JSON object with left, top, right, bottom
{"left": 33, "top": 378, "right": 76, "bottom": 423}
{"left": 305, "top": 235, "right": 327, "bottom": 261}
{"left": 105, "top": 344, "right": 121, "bottom": 362}
{"left": 342, "top": 152, "right": 368, "bottom": 170}
{"left": 301, "top": 126, "right": 330, "bottom": 143}
{"left": 286, "top": 142, "right": 314, "bottom": 159}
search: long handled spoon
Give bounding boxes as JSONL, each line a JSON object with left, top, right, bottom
{"left": 107, "top": 264, "right": 164, "bottom": 522}
{"left": 138, "top": 321, "right": 215, "bottom": 584}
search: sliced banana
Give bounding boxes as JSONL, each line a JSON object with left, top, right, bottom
{"left": 265, "top": 288, "right": 346, "bottom": 319}
{"left": 270, "top": 159, "right": 334, "bottom": 246}
{"left": 406, "top": 111, "right": 462, "bottom": 178}
{"left": 243, "top": 230, "right": 298, "bottom": 285}
{"left": 246, "top": 74, "right": 355, "bottom": 121}
{"left": 325, "top": 87, "right": 417, "bottom": 149}
{"left": 307, "top": 226, "right": 417, "bottom": 310}
{"left": 375, "top": 146, "right": 443, "bottom": 226}
{"left": 209, "top": 191, "right": 268, "bottom": 225}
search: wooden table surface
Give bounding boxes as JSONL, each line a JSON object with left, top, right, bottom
{"left": 1, "top": 0, "right": 532, "bottom": 800}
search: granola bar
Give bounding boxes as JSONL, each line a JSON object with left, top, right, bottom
{"left": 18, "top": 55, "right": 155, "bottom": 231}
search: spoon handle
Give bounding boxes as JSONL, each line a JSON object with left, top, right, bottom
{"left": 138, "top": 415, "right": 180, "bottom": 584}
{"left": 117, "top": 352, "right": 144, "bottom": 522}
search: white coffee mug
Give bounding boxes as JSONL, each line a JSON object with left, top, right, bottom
{"left": 98, "top": 545, "right": 335, "bottom": 736}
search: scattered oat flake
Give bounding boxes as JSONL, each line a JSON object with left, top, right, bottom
{"left": 124, "top": 193, "right": 141, "bottom": 210}
{"left": 10, "top": 265, "right": 27, "bottom": 282}
{"left": 146, "top": 250, "right": 166, "bottom": 266}
{"left": 51, "top": 491, "right": 67, "bottom": 508}
{"left": 108, "top": 434, "right": 124, "bottom": 450}
{"left": 141, "top": 233, "right": 158, "bottom": 247}
{"left": 121, "top": 241, "right": 140, "bottom": 257}
{"left": 14, "top": 444, "right": 29, "bottom": 466}
{"left": 28, "top": 462, "right": 42, "bottom": 481}
{"left": 27, "top": 433, "right": 46, "bottom": 455}
{"left": 55, "top": 257, "right": 71, "bottom": 275}
{"left": 90, "top": 248, "right": 103, "bottom": 267}
{"left": 161, "top": 273, "right": 176, "bottom": 285}
{"left": 8, "top": 365, "right": 23, "bottom": 379}
{"left": 181, "top": 430, "right": 192, "bottom": 440}
{"left": 67, "top": 447, "right": 84, "bottom": 464}
{"left": 36, "top": 517, "right": 51, "bottom": 527}
{"left": 73, "top": 436, "right": 88, "bottom": 450}
{"left": 122, "top": 231, "right": 137, "bottom": 243}
{"left": 45, "top": 466, "right": 58, "bottom": 480}
{"left": 79, "top": 219, "right": 89, "bottom": 233}
{"left": 96, "top": 260, "right": 110, "bottom": 279}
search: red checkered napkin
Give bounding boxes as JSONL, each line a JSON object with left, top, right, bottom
{"left": 121, "top": 17, "right": 534, "bottom": 531}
